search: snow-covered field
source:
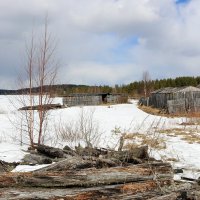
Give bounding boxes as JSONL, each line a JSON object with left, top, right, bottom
{"left": 0, "top": 95, "right": 200, "bottom": 179}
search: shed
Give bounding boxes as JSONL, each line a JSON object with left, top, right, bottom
{"left": 63, "top": 93, "right": 128, "bottom": 107}
{"left": 149, "top": 86, "right": 200, "bottom": 113}
{"left": 197, "top": 84, "right": 200, "bottom": 88}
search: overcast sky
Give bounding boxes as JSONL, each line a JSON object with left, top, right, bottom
{"left": 0, "top": 0, "right": 199, "bottom": 88}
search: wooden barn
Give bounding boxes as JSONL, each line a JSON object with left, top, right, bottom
{"left": 148, "top": 86, "right": 200, "bottom": 114}
{"left": 63, "top": 93, "right": 128, "bottom": 107}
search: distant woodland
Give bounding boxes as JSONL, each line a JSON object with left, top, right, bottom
{"left": 1, "top": 76, "right": 200, "bottom": 98}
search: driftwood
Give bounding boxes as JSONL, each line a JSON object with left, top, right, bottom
{"left": 0, "top": 160, "right": 18, "bottom": 173}
{"left": 36, "top": 145, "right": 65, "bottom": 158}
{"left": 0, "top": 162, "right": 172, "bottom": 188}
{"left": 2, "top": 144, "right": 196, "bottom": 199}
{"left": 22, "top": 154, "right": 53, "bottom": 165}
{"left": 75, "top": 145, "right": 148, "bottom": 160}
{"left": 0, "top": 181, "right": 197, "bottom": 199}
{"left": 19, "top": 103, "right": 62, "bottom": 111}
{"left": 33, "top": 145, "right": 148, "bottom": 167}
{"left": 35, "top": 156, "right": 95, "bottom": 172}
{"left": 75, "top": 146, "right": 109, "bottom": 157}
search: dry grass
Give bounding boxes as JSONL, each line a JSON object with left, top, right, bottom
{"left": 181, "top": 134, "right": 200, "bottom": 144}
{"left": 138, "top": 105, "right": 165, "bottom": 116}
{"left": 158, "top": 127, "right": 200, "bottom": 144}
{"left": 139, "top": 105, "right": 200, "bottom": 120}
{"left": 123, "top": 132, "right": 166, "bottom": 150}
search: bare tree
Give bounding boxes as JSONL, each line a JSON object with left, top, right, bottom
{"left": 36, "top": 17, "right": 58, "bottom": 145}
{"left": 142, "top": 71, "right": 151, "bottom": 98}
{"left": 10, "top": 30, "right": 36, "bottom": 147}
{"left": 13, "top": 17, "right": 58, "bottom": 147}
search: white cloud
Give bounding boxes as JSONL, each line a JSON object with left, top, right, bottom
{"left": 60, "top": 61, "right": 135, "bottom": 86}
{"left": 0, "top": 0, "right": 200, "bottom": 88}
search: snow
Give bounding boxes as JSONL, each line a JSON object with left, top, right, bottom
{"left": 0, "top": 95, "right": 200, "bottom": 178}
{"left": 12, "top": 164, "right": 50, "bottom": 172}
{"left": 0, "top": 142, "right": 27, "bottom": 163}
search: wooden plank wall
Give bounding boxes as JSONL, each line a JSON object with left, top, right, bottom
{"left": 63, "top": 94, "right": 128, "bottom": 107}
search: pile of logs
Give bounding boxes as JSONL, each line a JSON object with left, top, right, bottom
{"left": 18, "top": 103, "right": 63, "bottom": 111}
{"left": 0, "top": 145, "right": 199, "bottom": 199}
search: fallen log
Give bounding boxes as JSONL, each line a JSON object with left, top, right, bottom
{"left": 107, "top": 145, "right": 148, "bottom": 163}
{"left": 0, "top": 182, "right": 165, "bottom": 200}
{"left": 36, "top": 145, "right": 65, "bottom": 158}
{"left": 0, "top": 160, "right": 18, "bottom": 173}
{"left": 34, "top": 156, "right": 95, "bottom": 172}
{"left": 18, "top": 103, "right": 63, "bottom": 111}
{"left": 95, "top": 158, "right": 119, "bottom": 168}
{"left": 75, "top": 146, "right": 109, "bottom": 157}
{"left": 0, "top": 181, "right": 195, "bottom": 200}
{"left": 0, "top": 162, "right": 173, "bottom": 188}
{"left": 75, "top": 145, "right": 148, "bottom": 161}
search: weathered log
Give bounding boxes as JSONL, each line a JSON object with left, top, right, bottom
{"left": 0, "top": 160, "right": 18, "bottom": 173}
{"left": 107, "top": 146, "right": 149, "bottom": 163}
{"left": 95, "top": 158, "right": 118, "bottom": 168}
{"left": 75, "top": 146, "right": 148, "bottom": 161}
{"left": 0, "top": 181, "right": 195, "bottom": 200}
{"left": 35, "top": 157, "right": 95, "bottom": 172}
{"left": 0, "top": 162, "right": 173, "bottom": 188}
{"left": 22, "top": 154, "right": 53, "bottom": 165}
{"left": 18, "top": 103, "right": 62, "bottom": 111}
{"left": 148, "top": 191, "right": 195, "bottom": 200}
{"left": 0, "top": 182, "right": 162, "bottom": 200}
{"left": 36, "top": 145, "right": 65, "bottom": 158}
{"left": 75, "top": 146, "right": 109, "bottom": 157}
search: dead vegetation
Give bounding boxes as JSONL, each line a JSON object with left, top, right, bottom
{"left": 123, "top": 132, "right": 166, "bottom": 150}
{"left": 139, "top": 105, "right": 200, "bottom": 119}
{"left": 138, "top": 105, "right": 166, "bottom": 116}
{"left": 139, "top": 104, "right": 200, "bottom": 145}
{"left": 158, "top": 127, "right": 200, "bottom": 144}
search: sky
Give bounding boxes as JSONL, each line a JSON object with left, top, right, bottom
{"left": 0, "top": 0, "right": 199, "bottom": 88}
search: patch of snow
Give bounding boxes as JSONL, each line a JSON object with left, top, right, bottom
{"left": 0, "top": 142, "right": 28, "bottom": 163}
{"left": 12, "top": 164, "right": 50, "bottom": 172}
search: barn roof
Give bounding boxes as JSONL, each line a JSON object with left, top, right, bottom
{"left": 151, "top": 86, "right": 200, "bottom": 94}
{"left": 178, "top": 86, "right": 200, "bottom": 92}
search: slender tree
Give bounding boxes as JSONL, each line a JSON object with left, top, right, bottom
{"left": 142, "top": 71, "right": 151, "bottom": 98}
{"left": 15, "top": 16, "right": 58, "bottom": 147}
{"left": 36, "top": 17, "right": 58, "bottom": 145}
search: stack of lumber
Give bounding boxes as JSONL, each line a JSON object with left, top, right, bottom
{"left": 0, "top": 145, "right": 198, "bottom": 199}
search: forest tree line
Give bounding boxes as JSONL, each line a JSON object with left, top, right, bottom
{"left": 55, "top": 76, "right": 200, "bottom": 98}
{"left": 1, "top": 76, "right": 200, "bottom": 98}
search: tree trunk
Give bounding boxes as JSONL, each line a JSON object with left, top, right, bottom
{"left": 0, "top": 182, "right": 196, "bottom": 200}
{"left": 36, "top": 144, "right": 65, "bottom": 158}
{"left": 0, "top": 162, "right": 173, "bottom": 188}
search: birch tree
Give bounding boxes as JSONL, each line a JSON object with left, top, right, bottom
{"left": 16, "top": 17, "right": 58, "bottom": 147}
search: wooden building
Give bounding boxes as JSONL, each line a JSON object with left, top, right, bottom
{"left": 63, "top": 93, "right": 128, "bottom": 107}
{"left": 148, "top": 86, "right": 200, "bottom": 114}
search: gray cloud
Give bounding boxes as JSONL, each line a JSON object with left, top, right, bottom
{"left": 0, "top": 0, "right": 199, "bottom": 88}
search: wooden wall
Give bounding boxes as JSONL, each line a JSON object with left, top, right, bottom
{"left": 149, "top": 91, "right": 200, "bottom": 113}
{"left": 63, "top": 94, "right": 128, "bottom": 107}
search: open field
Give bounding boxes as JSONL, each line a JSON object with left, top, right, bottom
{"left": 0, "top": 96, "right": 200, "bottom": 179}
